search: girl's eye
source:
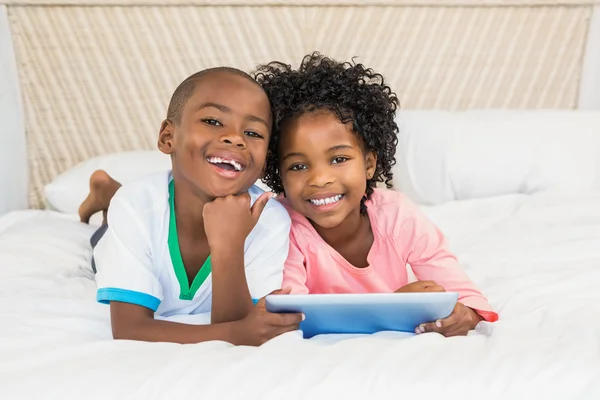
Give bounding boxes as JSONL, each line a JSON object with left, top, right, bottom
{"left": 332, "top": 157, "right": 348, "bottom": 164}
{"left": 289, "top": 164, "right": 307, "bottom": 171}
{"left": 244, "top": 131, "right": 264, "bottom": 139}
{"left": 202, "top": 119, "right": 222, "bottom": 126}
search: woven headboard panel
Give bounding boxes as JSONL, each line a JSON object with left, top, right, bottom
{"left": 5, "top": 1, "right": 595, "bottom": 208}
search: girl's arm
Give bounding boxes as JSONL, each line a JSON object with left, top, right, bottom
{"left": 281, "top": 233, "right": 310, "bottom": 294}
{"left": 400, "top": 200, "right": 498, "bottom": 322}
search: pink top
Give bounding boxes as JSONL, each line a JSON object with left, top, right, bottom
{"left": 280, "top": 189, "right": 498, "bottom": 322}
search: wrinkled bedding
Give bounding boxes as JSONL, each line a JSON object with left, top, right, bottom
{"left": 1, "top": 193, "right": 600, "bottom": 399}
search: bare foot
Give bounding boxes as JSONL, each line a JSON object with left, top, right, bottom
{"left": 78, "top": 170, "right": 122, "bottom": 223}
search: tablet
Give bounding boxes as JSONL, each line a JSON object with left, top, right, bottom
{"left": 265, "top": 292, "right": 458, "bottom": 338}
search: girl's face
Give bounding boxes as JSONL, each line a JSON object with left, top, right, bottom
{"left": 279, "top": 111, "right": 376, "bottom": 229}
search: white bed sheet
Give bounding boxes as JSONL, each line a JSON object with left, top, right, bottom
{"left": 1, "top": 194, "right": 600, "bottom": 399}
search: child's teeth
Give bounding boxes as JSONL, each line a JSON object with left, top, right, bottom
{"left": 208, "top": 157, "right": 243, "bottom": 171}
{"left": 311, "top": 195, "right": 342, "bottom": 206}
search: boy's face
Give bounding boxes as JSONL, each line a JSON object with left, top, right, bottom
{"left": 159, "top": 72, "right": 272, "bottom": 200}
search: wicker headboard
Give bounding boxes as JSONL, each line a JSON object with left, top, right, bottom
{"left": 3, "top": 0, "right": 599, "bottom": 208}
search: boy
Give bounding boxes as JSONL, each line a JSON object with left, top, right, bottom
{"left": 82, "top": 67, "right": 303, "bottom": 346}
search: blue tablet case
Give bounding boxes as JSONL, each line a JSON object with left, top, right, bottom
{"left": 265, "top": 292, "right": 458, "bottom": 338}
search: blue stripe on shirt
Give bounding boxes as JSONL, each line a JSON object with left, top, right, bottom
{"left": 97, "top": 288, "right": 161, "bottom": 312}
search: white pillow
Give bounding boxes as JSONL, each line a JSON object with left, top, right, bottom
{"left": 44, "top": 151, "right": 172, "bottom": 214}
{"left": 44, "top": 150, "right": 272, "bottom": 215}
{"left": 394, "top": 110, "right": 600, "bottom": 205}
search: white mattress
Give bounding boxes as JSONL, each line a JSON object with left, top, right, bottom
{"left": 1, "top": 194, "right": 600, "bottom": 399}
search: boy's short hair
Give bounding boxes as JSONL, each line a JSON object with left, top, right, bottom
{"left": 166, "top": 67, "right": 261, "bottom": 124}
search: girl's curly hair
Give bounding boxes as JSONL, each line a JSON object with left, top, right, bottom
{"left": 253, "top": 52, "right": 399, "bottom": 213}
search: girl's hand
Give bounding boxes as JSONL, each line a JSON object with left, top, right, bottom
{"left": 415, "top": 303, "right": 483, "bottom": 337}
{"left": 395, "top": 280, "right": 446, "bottom": 293}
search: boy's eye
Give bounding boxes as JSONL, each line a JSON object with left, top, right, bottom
{"left": 245, "top": 131, "right": 264, "bottom": 139}
{"left": 289, "top": 164, "right": 307, "bottom": 171}
{"left": 332, "top": 157, "right": 348, "bottom": 164}
{"left": 202, "top": 118, "right": 222, "bottom": 126}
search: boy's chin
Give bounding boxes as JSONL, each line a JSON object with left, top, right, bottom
{"left": 207, "top": 187, "right": 246, "bottom": 198}
{"left": 203, "top": 180, "right": 257, "bottom": 198}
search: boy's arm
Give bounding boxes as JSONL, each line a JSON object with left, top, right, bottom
{"left": 110, "top": 302, "right": 239, "bottom": 344}
{"left": 209, "top": 244, "right": 251, "bottom": 324}
{"left": 110, "top": 294, "right": 303, "bottom": 345}
{"left": 203, "top": 192, "right": 275, "bottom": 324}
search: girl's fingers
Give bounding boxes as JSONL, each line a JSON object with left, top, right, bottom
{"left": 415, "top": 305, "right": 469, "bottom": 336}
{"left": 416, "top": 320, "right": 470, "bottom": 336}
{"left": 415, "top": 321, "right": 442, "bottom": 335}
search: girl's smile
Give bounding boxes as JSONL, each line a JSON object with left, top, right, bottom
{"left": 279, "top": 111, "right": 376, "bottom": 232}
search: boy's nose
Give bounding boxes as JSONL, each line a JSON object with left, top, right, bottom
{"left": 220, "top": 131, "right": 246, "bottom": 148}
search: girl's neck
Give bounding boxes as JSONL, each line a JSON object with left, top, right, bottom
{"left": 312, "top": 207, "right": 369, "bottom": 250}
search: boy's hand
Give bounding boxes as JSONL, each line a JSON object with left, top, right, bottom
{"left": 415, "top": 303, "right": 483, "bottom": 337}
{"left": 203, "top": 191, "right": 273, "bottom": 250}
{"left": 233, "top": 288, "right": 304, "bottom": 346}
{"left": 395, "top": 280, "right": 446, "bottom": 293}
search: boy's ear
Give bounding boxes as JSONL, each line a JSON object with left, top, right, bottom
{"left": 365, "top": 151, "right": 377, "bottom": 180}
{"left": 158, "top": 119, "right": 175, "bottom": 155}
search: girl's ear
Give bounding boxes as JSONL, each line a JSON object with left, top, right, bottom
{"left": 365, "top": 151, "right": 377, "bottom": 179}
{"left": 158, "top": 119, "right": 175, "bottom": 155}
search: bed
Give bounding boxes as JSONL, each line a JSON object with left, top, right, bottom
{"left": 2, "top": 193, "right": 600, "bottom": 398}
{"left": 1, "top": 1, "right": 600, "bottom": 399}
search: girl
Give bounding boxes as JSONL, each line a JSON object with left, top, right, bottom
{"left": 254, "top": 53, "right": 498, "bottom": 337}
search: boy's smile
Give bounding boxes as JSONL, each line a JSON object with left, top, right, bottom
{"left": 207, "top": 152, "right": 246, "bottom": 174}
{"left": 158, "top": 71, "right": 272, "bottom": 202}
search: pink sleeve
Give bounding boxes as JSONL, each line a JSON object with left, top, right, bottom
{"left": 282, "top": 232, "right": 309, "bottom": 295}
{"left": 400, "top": 202, "right": 499, "bottom": 322}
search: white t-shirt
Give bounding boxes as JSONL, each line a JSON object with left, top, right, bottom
{"left": 94, "top": 170, "right": 291, "bottom": 318}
